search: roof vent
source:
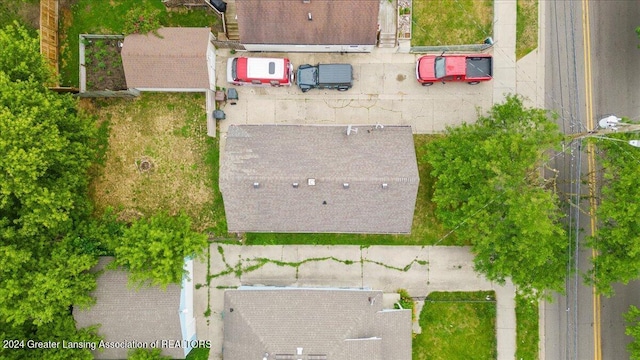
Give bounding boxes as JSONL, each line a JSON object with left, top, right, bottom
{"left": 382, "top": 183, "right": 388, "bottom": 189}
{"left": 343, "top": 183, "right": 349, "bottom": 189}
{"left": 253, "top": 182, "right": 260, "bottom": 189}
{"left": 346, "top": 125, "right": 358, "bottom": 136}
{"left": 303, "top": 0, "right": 310, "bottom": 3}
{"left": 308, "top": 178, "right": 316, "bottom": 186}
{"left": 308, "top": 12, "right": 312, "bottom": 21}
{"left": 292, "top": 182, "right": 299, "bottom": 188}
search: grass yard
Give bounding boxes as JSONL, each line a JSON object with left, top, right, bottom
{"left": 244, "top": 135, "right": 458, "bottom": 246}
{"left": 412, "top": 0, "right": 493, "bottom": 46}
{"left": 414, "top": 291, "right": 497, "bottom": 360}
{"left": 516, "top": 0, "right": 539, "bottom": 60}
{"left": 515, "top": 294, "right": 539, "bottom": 360}
{"left": 59, "top": 0, "right": 221, "bottom": 86}
{"left": 0, "top": 0, "right": 39, "bottom": 31}
{"left": 88, "top": 93, "right": 225, "bottom": 233}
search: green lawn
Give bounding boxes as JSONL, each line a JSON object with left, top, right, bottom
{"left": 59, "top": 0, "right": 221, "bottom": 86}
{"left": 412, "top": 0, "right": 493, "bottom": 46}
{"left": 186, "top": 347, "right": 210, "bottom": 360}
{"left": 515, "top": 294, "right": 539, "bottom": 360}
{"left": 516, "top": 0, "right": 538, "bottom": 59}
{"left": 414, "top": 291, "right": 497, "bottom": 360}
{"left": 244, "top": 135, "right": 459, "bottom": 246}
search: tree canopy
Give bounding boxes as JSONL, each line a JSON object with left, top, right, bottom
{"left": 0, "top": 23, "right": 100, "bottom": 358}
{"left": 588, "top": 133, "right": 640, "bottom": 296}
{"left": 426, "top": 95, "right": 567, "bottom": 297}
{"left": 111, "top": 211, "right": 208, "bottom": 289}
{"left": 626, "top": 305, "right": 640, "bottom": 360}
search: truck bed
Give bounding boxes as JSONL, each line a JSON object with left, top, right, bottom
{"left": 465, "top": 57, "right": 493, "bottom": 79}
{"left": 318, "top": 64, "right": 353, "bottom": 84}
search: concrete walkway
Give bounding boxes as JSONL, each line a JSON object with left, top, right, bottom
{"left": 195, "top": 245, "right": 516, "bottom": 360}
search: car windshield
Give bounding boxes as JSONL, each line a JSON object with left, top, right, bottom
{"left": 231, "top": 58, "right": 238, "bottom": 81}
{"left": 434, "top": 57, "right": 446, "bottom": 79}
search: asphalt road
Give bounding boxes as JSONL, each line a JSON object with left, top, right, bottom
{"left": 589, "top": 2, "right": 640, "bottom": 359}
{"left": 544, "top": 1, "right": 640, "bottom": 359}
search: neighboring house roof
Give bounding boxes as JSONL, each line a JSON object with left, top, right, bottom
{"left": 121, "top": 27, "right": 211, "bottom": 89}
{"left": 220, "top": 125, "right": 420, "bottom": 233}
{"left": 223, "top": 288, "right": 412, "bottom": 360}
{"left": 235, "top": 0, "right": 379, "bottom": 45}
{"left": 73, "top": 257, "right": 185, "bottom": 359}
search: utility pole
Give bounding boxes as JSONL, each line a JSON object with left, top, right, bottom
{"left": 569, "top": 116, "right": 640, "bottom": 146}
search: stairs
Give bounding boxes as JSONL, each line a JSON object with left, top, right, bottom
{"left": 224, "top": 0, "right": 240, "bottom": 41}
{"left": 378, "top": 33, "right": 396, "bottom": 48}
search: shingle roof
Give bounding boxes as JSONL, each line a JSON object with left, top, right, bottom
{"left": 121, "top": 27, "right": 211, "bottom": 89}
{"left": 73, "top": 257, "right": 184, "bottom": 359}
{"left": 223, "top": 288, "right": 412, "bottom": 360}
{"left": 235, "top": 0, "right": 379, "bottom": 45}
{"left": 220, "top": 125, "right": 420, "bottom": 233}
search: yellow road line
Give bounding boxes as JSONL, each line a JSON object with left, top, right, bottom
{"left": 581, "top": 0, "right": 602, "bottom": 359}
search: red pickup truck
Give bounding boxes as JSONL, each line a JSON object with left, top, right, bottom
{"left": 416, "top": 54, "right": 493, "bottom": 86}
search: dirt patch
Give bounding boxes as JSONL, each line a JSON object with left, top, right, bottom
{"left": 83, "top": 38, "right": 127, "bottom": 91}
{"left": 90, "top": 93, "right": 214, "bottom": 230}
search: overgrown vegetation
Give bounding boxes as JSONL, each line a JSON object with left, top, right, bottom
{"left": 0, "top": 0, "right": 39, "bottom": 32}
{"left": 427, "top": 95, "right": 567, "bottom": 298}
{"left": 60, "top": 0, "right": 221, "bottom": 86}
{"left": 413, "top": 291, "right": 497, "bottom": 360}
{"left": 245, "top": 135, "right": 455, "bottom": 246}
{"left": 395, "top": 289, "right": 415, "bottom": 320}
{"left": 412, "top": 0, "right": 493, "bottom": 46}
{"left": 516, "top": 0, "right": 539, "bottom": 60}
{"left": 516, "top": 293, "right": 539, "bottom": 360}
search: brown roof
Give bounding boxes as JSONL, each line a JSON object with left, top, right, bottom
{"left": 223, "top": 288, "right": 412, "bottom": 360}
{"left": 121, "top": 27, "right": 211, "bottom": 89}
{"left": 236, "top": 0, "right": 379, "bottom": 45}
{"left": 220, "top": 125, "right": 420, "bottom": 234}
{"left": 73, "top": 257, "right": 185, "bottom": 359}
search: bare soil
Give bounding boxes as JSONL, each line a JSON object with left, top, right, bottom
{"left": 84, "top": 38, "right": 127, "bottom": 91}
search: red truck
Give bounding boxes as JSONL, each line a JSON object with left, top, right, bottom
{"left": 416, "top": 54, "right": 493, "bottom": 86}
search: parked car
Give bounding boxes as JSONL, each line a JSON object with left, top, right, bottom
{"left": 296, "top": 64, "right": 353, "bottom": 92}
{"left": 416, "top": 54, "right": 493, "bottom": 86}
{"left": 227, "top": 57, "right": 294, "bottom": 87}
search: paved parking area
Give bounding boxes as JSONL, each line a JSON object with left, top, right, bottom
{"left": 215, "top": 48, "right": 494, "bottom": 135}
{"left": 195, "top": 244, "right": 515, "bottom": 360}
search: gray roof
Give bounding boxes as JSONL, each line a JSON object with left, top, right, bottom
{"left": 236, "top": 0, "right": 379, "bottom": 45}
{"left": 220, "top": 125, "right": 420, "bottom": 233}
{"left": 73, "top": 257, "right": 184, "bottom": 359}
{"left": 121, "top": 27, "right": 211, "bottom": 89}
{"left": 223, "top": 288, "right": 412, "bottom": 360}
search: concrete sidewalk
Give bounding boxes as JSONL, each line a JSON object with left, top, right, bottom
{"left": 195, "top": 244, "right": 516, "bottom": 360}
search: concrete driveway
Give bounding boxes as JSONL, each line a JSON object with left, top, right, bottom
{"left": 215, "top": 48, "right": 494, "bottom": 135}
{"left": 195, "top": 244, "right": 515, "bottom": 360}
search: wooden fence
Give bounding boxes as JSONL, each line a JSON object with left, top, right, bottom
{"left": 40, "top": 0, "right": 59, "bottom": 85}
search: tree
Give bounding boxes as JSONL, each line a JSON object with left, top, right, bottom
{"left": 426, "top": 95, "right": 567, "bottom": 297}
{"left": 111, "top": 212, "right": 208, "bottom": 289}
{"left": 0, "top": 23, "right": 100, "bottom": 349}
{"left": 626, "top": 305, "right": 640, "bottom": 360}
{"left": 0, "top": 21, "right": 52, "bottom": 84}
{"left": 588, "top": 133, "right": 640, "bottom": 295}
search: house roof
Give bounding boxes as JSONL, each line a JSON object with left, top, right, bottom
{"left": 73, "top": 257, "right": 184, "bottom": 359}
{"left": 121, "top": 27, "right": 211, "bottom": 89}
{"left": 223, "top": 288, "right": 412, "bottom": 360}
{"left": 220, "top": 125, "right": 420, "bottom": 233}
{"left": 235, "top": 0, "right": 379, "bottom": 45}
